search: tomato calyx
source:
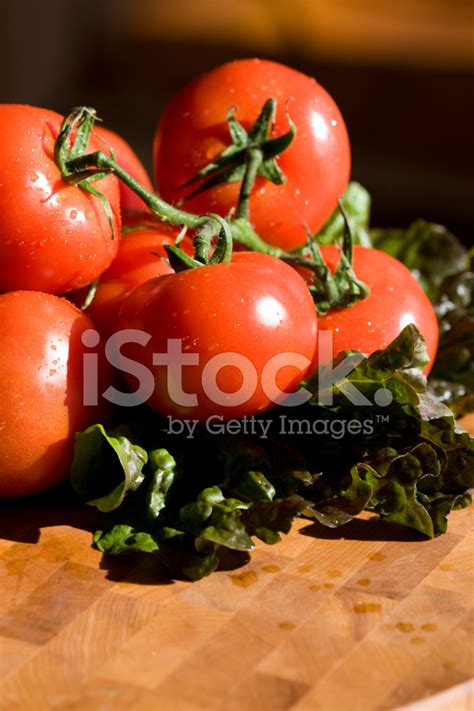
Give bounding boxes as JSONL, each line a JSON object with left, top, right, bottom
{"left": 164, "top": 213, "right": 233, "bottom": 272}
{"left": 300, "top": 201, "right": 370, "bottom": 315}
{"left": 175, "top": 98, "right": 296, "bottom": 254}
{"left": 177, "top": 98, "right": 295, "bottom": 210}
{"left": 55, "top": 106, "right": 117, "bottom": 238}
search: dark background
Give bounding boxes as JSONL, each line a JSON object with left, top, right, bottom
{"left": 0, "top": 0, "right": 473, "bottom": 242}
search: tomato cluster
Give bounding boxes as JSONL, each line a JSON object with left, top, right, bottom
{"left": 0, "top": 59, "right": 438, "bottom": 497}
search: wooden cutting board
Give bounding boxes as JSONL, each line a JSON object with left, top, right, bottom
{"left": 0, "top": 494, "right": 472, "bottom": 711}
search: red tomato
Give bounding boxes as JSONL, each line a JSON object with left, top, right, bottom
{"left": 117, "top": 252, "right": 318, "bottom": 422}
{"left": 153, "top": 58, "right": 350, "bottom": 251}
{"left": 313, "top": 247, "right": 439, "bottom": 372}
{"left": 77, "top": 212, "right": 192, "bottom": 338}
{"left": 95, "top": 126, "right": 154, "bottom": 212}
{"left": 0, "top": 105, "right": 121, "bottom": 294}
{"left": 0, "top": 291, "right": 112, "bottom": 498}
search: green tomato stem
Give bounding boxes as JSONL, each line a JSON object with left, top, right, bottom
{"left": 235, "top": 147, "right": 263, "bottom": 220}
{"left": 67, "top": 151, "right": 203, "bottom": 230}
{"left": 65, "top": 147, "right": 233, "bottom": 270}
{"left": 230, "top": 217, "right": 283, "bottom": 256}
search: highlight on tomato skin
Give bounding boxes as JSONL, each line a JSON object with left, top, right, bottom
{"left": 153, "top": 58, "right": 351, "bottom": 251}
{"left": 117, "top": 252, "right": 318, "bottom": 423}
{"left": 303, "top": 246, "right": 439, "bottom": 374}
{"left": 0, "top": 104, "right": 121, "bottom": 295}
{"left": 94, "top": 126, "right": 154, "bottom": 212}
{"left": 0, "top": 291, "right": 112, "bottom": 499}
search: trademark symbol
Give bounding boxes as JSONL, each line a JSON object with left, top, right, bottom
{"left": 376, "top": 414, "right": 390, "bottom": 424}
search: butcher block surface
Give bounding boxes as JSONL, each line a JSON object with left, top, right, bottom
{"left": 0, "top": 495, "right": 472, "bottom": 711}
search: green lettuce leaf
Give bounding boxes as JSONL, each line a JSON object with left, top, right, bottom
{"left": 316, "top": 182, "right": 371, "bottom": 247}
{"left": 94, "top": 525, "right": 159, "bottom": 555}
{"left": 371, "top": 220, "right": 468, "bottom": 302}
{"left": 430, "top": 268, "right": 474, "bottom": 398}
{"left": 146, "top": 449, "right": 177, "bottom": 519}
{"left": 71, "top": 424, "right": 148, "bottom": 512}
{"left": 305, "top": 326, "right": 474, "bottom": 537}
{"left": 370, "top": 217, "right": 473, "bottom": 412}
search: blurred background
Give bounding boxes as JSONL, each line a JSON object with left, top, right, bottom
{"left": 0, "top": 0, "right": 473, "bottom": 242}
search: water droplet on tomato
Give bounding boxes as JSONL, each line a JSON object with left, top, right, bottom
{"left": 30, "top": 172, "right": 39, "bottom": 183}
{"left": 70, "top": 210, "right": 78, "bottom": 220}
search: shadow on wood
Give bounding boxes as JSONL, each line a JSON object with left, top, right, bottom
{"left": 299, "top": 515, "right": 426, "bottom": 542}
{"left": 0, "top": 485, "right": 96, "bottom": 544}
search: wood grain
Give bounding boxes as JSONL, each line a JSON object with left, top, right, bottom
{"left": 0, "top": 498, "right": 472, "bottom": 711}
